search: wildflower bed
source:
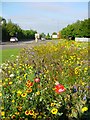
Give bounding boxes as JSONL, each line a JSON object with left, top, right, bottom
{"left": 0, "top": 40, "right": 90, "bottom": 120}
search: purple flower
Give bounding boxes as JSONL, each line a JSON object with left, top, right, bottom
{"left": 83, "top": 94, "right": 86, "bottom": 100}
{"left": 73, "top": 86, "right": 77, "bottom": 93}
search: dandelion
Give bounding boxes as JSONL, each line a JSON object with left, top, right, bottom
{"left": 82, "top": 107, "right": 88, "bottom": 113}
{"left": 51, "top": 108, "right": 58, "bottom": 114}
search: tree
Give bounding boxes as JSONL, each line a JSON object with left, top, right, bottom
{"left": 52, "top": 32, "right": 57, "bottom": 35}
{"left": 6, "top": 20, "right": 19, "bottom": 37}
{"left": 45, "top": 33, "right": 51, "bottom": 40}
{"left": 40, "top": 33, "right": 46, "bottom": 38}
{"left": 60, "top": 18, "right": 90, "bottom": 39}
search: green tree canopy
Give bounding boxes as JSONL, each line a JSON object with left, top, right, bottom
{"left": 60, "top": 18, "right": 90, "bottom": 39}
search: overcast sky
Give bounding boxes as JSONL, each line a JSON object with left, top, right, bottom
{"left": 0, "top": 0, "right": 89, "bottom": 34}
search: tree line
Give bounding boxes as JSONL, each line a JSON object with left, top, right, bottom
{"left": 0, "top": 17, "right": 90, "bottom": 42}
{"left": 60, "top": 18, "right": 90, "bottom": 39}
{"left": 0, "top": 17, "right": 37, "bottom": 42}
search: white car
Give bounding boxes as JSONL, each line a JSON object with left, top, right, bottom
{"left": 41, "top": 37, "right": 46, "bottom": 41}
{"left": 10, "top": 37, "right": 18, "bottom": 42}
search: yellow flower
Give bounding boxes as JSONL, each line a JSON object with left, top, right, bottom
{"left": 8, "top": 71, "right": 11, "bottom": 74}
{"left": 82, "top": 107, "right": 88, "bottom": 113}
{"left": 25, "top": 110, "right": 29, "bottom": 116}
{"left": 9, "top": 81, "right": 13, "bottom": 85}
{"left": 51, "top": 103, "right": 56, "bottom": 107}
{"left": 0, "top": 92, "right": 2, "bottom": 96}
{"left": 1, "top": 111, "right": 5, "bottom": 116}
{"left": 32, "top": 114, "right": 37, "bottom": 119}
{"left": 11, "top": 115, "right": 16, "bottom": 119}
{"left": 21, "top": 93, "right": 27, "bottom": 97}
{"left": 18, "top": 106, "right": 22, "bottom": 111}
{"left": 29, "top": 110, "right": 34, "bottom": 115}
{"left": 17, "top": 90, "right": 22, "bottom": 95}
{"left": 26, "top": 88, "right": 32, "bottom": 93}
{"left": 36, "top": 91, "right": 40, "bottom": 95}
{"left": 15, "top": 112, "right": 20, "bottom": 115}
{"left": 17, "top": 76, "right": 20, "bottom": 79}
{"left": 75, "top": 67, "right": 79, "bottom": 74}
{"left": 51, "top": 108, "right": 58, "bottom": 114}
{"left": 1, "top": 106, "right": 4, "bottom": 110}
{"left": 12, "top": 99, "right": 15, "bottom": 103}
{"left": 5, "top": 78, "right": 8, "bottom": 81}
{"left": 24, "top": 74, "right": 27, "bottom": 78}
{"left": 80, "top": 80, "right": 85, "bottom": 85}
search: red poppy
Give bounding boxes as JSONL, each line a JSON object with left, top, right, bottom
{"left": 34, "top": 78, "right": 40, "bottom": 83}
{"left": 55, "top": 84, "right": 66, "bottom": 93}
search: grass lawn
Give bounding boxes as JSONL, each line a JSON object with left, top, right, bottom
{"left": 0, "top": 48, "right": 21, "bottom": 64}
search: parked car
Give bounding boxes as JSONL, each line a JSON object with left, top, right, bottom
{"left": 10, "top": 37, "right": 18, "bottom": 42}
{"left": 41, "top": 37, "right": 46, "bottom": 41}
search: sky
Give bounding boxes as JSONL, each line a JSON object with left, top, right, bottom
{"left": 0, "top": 0, "right": 89, "bottom": 34}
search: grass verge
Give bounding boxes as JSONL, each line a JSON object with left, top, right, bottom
{"left": 0, "top": 48, "right": 21, "bottom": 64}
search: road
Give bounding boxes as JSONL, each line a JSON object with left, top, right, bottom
{"left": 0, "top": 40, "right": 56, "bottom": 50}
{"left": 0, "top": 40, "right": 60, "bottom": 50}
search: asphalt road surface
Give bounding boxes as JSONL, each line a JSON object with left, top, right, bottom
{"left": 0, "top": 40, "right": 59, "bottom": 50}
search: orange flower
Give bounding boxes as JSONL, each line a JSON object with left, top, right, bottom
{"left": 18, "top": 106, "right": 22, "bottom": 111}
{"left": 11, "top": 115, "right": 16, "bottom": 119}
{"left": 54, "top": 84, "right": 66, "bottom": 94}
{"left": 26, "top": 88, "right": 32, "bottom": 93}
{"left": 26, "top": 80, "right": 33, "bottom": 88}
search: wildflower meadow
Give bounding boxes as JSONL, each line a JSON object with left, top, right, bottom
{"left": 0, "top": 40, "right": 90, "bottom": 120}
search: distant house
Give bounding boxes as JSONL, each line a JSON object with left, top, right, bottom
{"left": 52, "top": 32, "right": 60, "bottom": 39}
{"left": 52, "top": 32, "right": 58, "bottom": 39}
{"left": 52, "top": 34, "right": 58, "bottom": 39}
